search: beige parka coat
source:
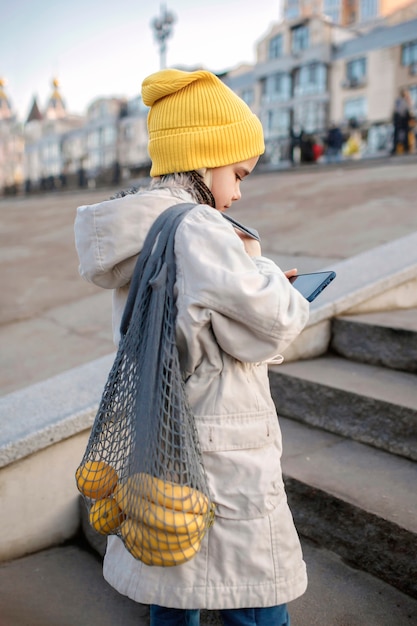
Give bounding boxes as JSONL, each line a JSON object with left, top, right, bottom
{"left": 74, "top": 187, "right": 310, "bottom": 610}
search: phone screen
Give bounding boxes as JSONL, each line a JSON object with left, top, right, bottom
{"left": 290, "top": 271, "right": 336, "bottom": 302}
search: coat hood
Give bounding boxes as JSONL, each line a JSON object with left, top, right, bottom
{"left": 75, "top": 188, "right": 193, "bottom": 290}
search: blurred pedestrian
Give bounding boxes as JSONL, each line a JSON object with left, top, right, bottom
{"left": 343, "top": 119, "right": 362, "bottom": 159}
{"left": 391, "top": 88, "right": 411, "bottom": 155}
{"left": 289, "top": 124, "right": 302, "bottom": 165}
{"left": 300, "top": 131, "right": 315, "bottom": 163}
{"left": 325, "top": 123, "right": 344, "bottom": 163}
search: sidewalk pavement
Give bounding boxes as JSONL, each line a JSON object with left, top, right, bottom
{"left": 1, "top": 535, "right": 416, "bottom": 626}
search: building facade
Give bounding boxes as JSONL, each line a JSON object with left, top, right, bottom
{"left": 245, "top": 14, "right": 352, "bottom": 161}
{"left": 283, "top": 0, "right": 415, "bottom": 25}
{"left": 23, "top": 80, "right": 85, "bottom": 191}
{"left": 0, "top": 79, "right": 24, "bottom": 194}
{"left": 331, "top": 16, "right": 417, "bottom": 152}
{"left": 18, "top": 80, "right": 150, "bottom": 193}
{"left": 1, "top": 2, "right": 416, "bottom": 194}
{"left": 226, "top": 3, "right": 417, "bottom": 162}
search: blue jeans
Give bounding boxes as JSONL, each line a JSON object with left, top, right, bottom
{"left": 326, "top": 146, "right": 342, "bottom": 163}
{"left": 150, "top": 604, "right": 290, "bottom": 625}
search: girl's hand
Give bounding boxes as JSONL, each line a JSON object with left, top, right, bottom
{"left": 285, "top": 268, "right": 298, "bottom": 280}
{"left": 234, "top": 230, "right": 262, "bottom": 257}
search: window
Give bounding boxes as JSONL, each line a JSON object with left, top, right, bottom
{"left": 263, "top": 108, "right": 290, "bottom": 138}
{"left": 103, "top": 125, "right": 116, "bottom": 146}
{"left": 241, "top": 88, "right": 254, "bottom": 106}
{"left": 293, "top": 101, "right": 326, "bottom": 133}
{"left": 127, "top": 97, "right": 148, "bottom": 115}
{"left": 294, "top": 63, "right": 327, "bottom": 96}
{"left": 269, "top": 34, "right": 283, "bottom": 60}
{"left": 409, "top": 85, "right": 417, "bottom": 111}
{"left": 89, "top": 152, "right": 100, "bottom": 168}
{"left": 262, "top": 73, "right": 291, "bottom": 102}
{"left": 88, "top": 130, "right": 100, "bottom": 149}
{"left": 285, "top": 0, "right": 299, "bottom": 20}
{"left": 42, "top": 141, "right": 58, "bottom": 161}
{"left": 103, "top": 150, "right": 116, "bottom": 168}
{"left": 291, "top": 24, "right": 309, "bottom": 54}
{"left": 346, "top": 58, "right": 367, "bottom": 85}
{"left": 402, "top": 41, "right": 417, "bottom": 66}
{"left": 323, "top": 0, "right": 341, "bottom": 23}
{"left": 123, "top": 124, "right": 135, "bottom": 141}
{"left": 360, "top": 0, "right": 378, "bottom": 21}
{"left": 343, "top": 96, "right": 367, "bottom": 122}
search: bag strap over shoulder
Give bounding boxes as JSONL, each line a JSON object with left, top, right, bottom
{"left": 120, "top": 202, "right": 197, "bottom": 336}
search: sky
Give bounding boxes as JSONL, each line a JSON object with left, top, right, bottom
{"left": 2, "top": 0, "right": 283, "bottom": 121}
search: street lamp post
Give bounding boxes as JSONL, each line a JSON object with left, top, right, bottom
{"left": 151, "top": 4, "right": 176, "bottom": 70}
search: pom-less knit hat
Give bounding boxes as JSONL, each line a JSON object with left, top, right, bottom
{"left": 141, "top": 68, "right": 265, "bottom": 176}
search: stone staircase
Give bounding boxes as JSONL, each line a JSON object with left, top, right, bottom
{"left": 269, "top": 307, "right": 417, "bottom": 600}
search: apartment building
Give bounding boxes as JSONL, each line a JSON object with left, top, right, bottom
{"left": 117, "top": 95, "right": 150, "bottom": 178}
{"left": 20, "top": 80, "right": 150, "bottom": 192}
{"left": 284, "top": 0, "right": 415, "bottom": 25}
{"left": 226, "top": 3, "right": 417, "bottom": 162}
{"left": 0, "top": 79, "right": 24, "bottom": 193}
{"left": 331, "top": 16, "right": 417, "bottom": 151}
{"left": 23, "top": 80, "right": 85, "bottom": 191}
{"left": 227, "top": 14, "right": 357, "bottom": 162}
{"left": 81, "top": 97, "right": 125, "bottom": 185}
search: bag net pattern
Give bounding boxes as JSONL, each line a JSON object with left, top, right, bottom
{"left": 76, "top": 203, "right": 215, "bottom": 566}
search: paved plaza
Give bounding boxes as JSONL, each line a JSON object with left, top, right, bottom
{"left": 2, "top": 156, "right": 417, "bottom": 397}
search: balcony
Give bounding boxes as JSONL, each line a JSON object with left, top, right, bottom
{"left": 409, "top": 62, "right": 417, "bottom": 76}
{"left": 341, "top": 76, "right": 367, "bottom": 89}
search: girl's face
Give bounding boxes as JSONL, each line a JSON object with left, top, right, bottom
{"left": 209, "top": 156, "right": 259, "bottom": 212}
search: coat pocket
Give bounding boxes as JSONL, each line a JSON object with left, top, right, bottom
{"left": 197, "top": 414, "right": 284, "bottom": 520}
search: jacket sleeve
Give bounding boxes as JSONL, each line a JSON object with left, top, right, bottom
{"left": 175, "top": 206, "right": 309, "bottom": 363}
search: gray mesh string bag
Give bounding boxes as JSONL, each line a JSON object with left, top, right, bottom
{"left": 76, "top": 202, "right": 215, "bottom": 567}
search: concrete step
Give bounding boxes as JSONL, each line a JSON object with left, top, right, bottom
{"left": 269, "top": 354, "right": 417, "bottom": 461}
{"left": 280, "top": 416, "right": 417, "bottom": 599}
{"left": 331, "top": 308, "right": 417, "bottom": 373}
{"left": 1, "top": 538, "right": 417, "bottom": 626}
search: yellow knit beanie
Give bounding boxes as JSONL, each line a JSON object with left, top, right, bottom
{"left": 141, "top": 68, "right": 265, "bottom": 176}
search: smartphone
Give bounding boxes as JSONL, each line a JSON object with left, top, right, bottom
{"left": 222, "top": 214, "right": 260, "bottom": 241}
{"left": 290, "top": 271, "right": 336, "bottom": 302}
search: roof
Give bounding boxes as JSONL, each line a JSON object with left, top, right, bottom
{"left": 26, "top": 97, "right": 43, "bottom": 123}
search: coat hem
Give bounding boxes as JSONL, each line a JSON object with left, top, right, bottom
{"left": 103, "top": 555, "right": 307, "bottom": 610}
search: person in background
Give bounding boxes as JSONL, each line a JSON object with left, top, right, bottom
{"left": 391, "top": 88, "right": 411, "bottom": 155}
{"left": 289, "top": 124, "right": 302, "bottom": 165}
{"left": 75, "top": 68, "right": 309, "bottom": 626}
{"left": 403, "top": 89, "right": 416, "bottom": 153}
{"left": 343, "top": 118, "right": 362, "bottom": 159}
{"left": 325, "top": 123, "right": 344, "bottom": 163}
{"left": 299, "top": 131, "right": 315, "bottom": 163}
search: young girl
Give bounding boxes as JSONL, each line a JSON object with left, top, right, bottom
{"left": 75, "top": 68, "right": 309, "bottom": 626}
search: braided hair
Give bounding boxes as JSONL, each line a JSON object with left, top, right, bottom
{"left": 152, "top": 170, "right": 216, "bottom": 207}
{"left": 112, "top": 170, "right": 216, "bottom": 208}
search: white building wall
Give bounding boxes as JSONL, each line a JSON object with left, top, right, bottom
{"left": 368, "top": 46, "right": 398, "bottom": 121}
